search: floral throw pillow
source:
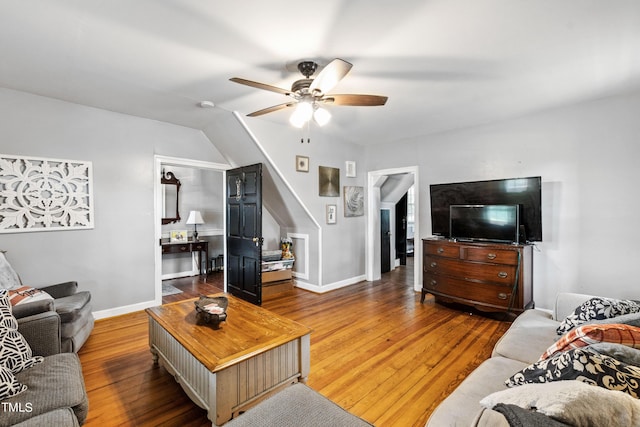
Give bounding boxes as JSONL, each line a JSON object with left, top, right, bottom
{"left": 506, "top": 347, "right": 640, "bottom": 398}
{"left": 557, "top": 297, "right": 640, "bottom": 335}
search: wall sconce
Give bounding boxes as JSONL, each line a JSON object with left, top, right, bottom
{"left": 186, "top": 210, "right": 204, "bottom": 240}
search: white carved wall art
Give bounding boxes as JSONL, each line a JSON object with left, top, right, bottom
{"left": 0, "top": 154, "right": 94, "bottom": 233}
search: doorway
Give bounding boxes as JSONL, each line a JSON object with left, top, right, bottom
{"left": 366, "top": 166, "right": 420, "bottom": 292}
{"left": 381, "top": 209, "right": 391, "bottom": 273}
{"left": 153, "top": 155, "right": 230, "bottom": 306}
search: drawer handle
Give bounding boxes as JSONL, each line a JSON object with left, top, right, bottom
{"left": 497, "top": 293, "right": 508, "bottom": 300}
{"left": 430, "top": 279, "right": 437, "bottom": 287}
{"left": 487, "top": 253, "right": 497, "bottom": 260}
{"left": 430, "top": 262, "right": 437, "bottom": 268}
{"left": 437, "top": 247, "right": 444, "bottom": 254}
{"left": 180, "top": 246, "right": 188, "bottom": 251}
{"left": 497, "top": 271, "right": 508, "bottom": 279}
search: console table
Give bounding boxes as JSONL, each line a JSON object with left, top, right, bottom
{"left": 161, "top": 240, "right": 209, "bottom": 276}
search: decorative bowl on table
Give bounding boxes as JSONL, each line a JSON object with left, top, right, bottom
{"left": 194, "top": 295, "right": 228, "bottom": 329}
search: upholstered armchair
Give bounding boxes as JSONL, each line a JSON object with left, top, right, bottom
{"left": 12, "top": 281, "right": 94, "bottom": 353}
{"left": 0, "top": 252, "right": 94, "bottom": 353}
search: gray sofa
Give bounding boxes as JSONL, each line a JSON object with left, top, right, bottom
{"left": 1, "top": 301, "right": 89, "bottom": 426}
{"left": 427, "top": 292, "right": 604, "bottom": 426}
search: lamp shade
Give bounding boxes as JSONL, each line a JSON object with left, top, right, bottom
{"left": 186, "top": 210, "right": 204, "bottom": 225}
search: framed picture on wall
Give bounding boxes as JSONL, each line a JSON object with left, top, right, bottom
{"left": 326, "top": 204, "right": 337, "bottom": 224}
{"left": 319, "top": 166, "right": 340, "bottom": 196}
{"left": 344, "top": 186, "right": 364, "bottom": 217}
{"left": 296, "top": 155, "right": 309, "bottom": 172}
{"left": 345, "top": 161, "right": 356, "bottom": 177}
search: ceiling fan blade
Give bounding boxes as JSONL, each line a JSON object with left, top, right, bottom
{"left": 246, "top": 102, "right": 295, "bottom": 117}
{"left": 230, "top": 77, "right": 291, "bottom": 95}
{"left": 322, "top": 94, "right": 388, "bottom": 106}
{"left": 309, "top": 58, "right": 353, "bottom": 95}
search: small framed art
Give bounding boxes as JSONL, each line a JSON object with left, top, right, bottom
{"left": 326, "top": 204, "right": 337, "bottom": 224}
{"left": 296, "top": 155, "right": 309, "bottom": 172}
{"left": 345, "top": 161, "right": 356, "bottom": 177}
{"left": 170, "top": 230, "right": 188, "bottom": 242}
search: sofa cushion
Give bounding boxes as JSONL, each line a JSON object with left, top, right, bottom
{"left": 483, "top": 380, "right": 640, "bottom": 426}
{"left": 426, "top": 357, "right": 528, "bottom": 427}
{"left": 54, "top": 291, "right": 91, "bottom": 323}
{"left": 0, "top": 364, "right": 26, "bottom": 400}
{"left": 2, "top": 353, "right": 88, "bottom": 427}
{"left": 541, "top": 323, "right": 640, "bottom": 360}
{"left": 12, "top": 408, "right": 80, "bottom": 427}
{"left": 506, "top": 347, "right": 640, "bottom": 398}
{"left": 557, "top": 297, "right": 640, "bottom": 335}
{"left": 491, "top": 309, "right": 559, "bottom": 364}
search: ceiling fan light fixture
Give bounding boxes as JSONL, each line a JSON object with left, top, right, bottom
{"left": 289, "top": 101, "right": 313, "bottom": 128}
{"left": 313, "top": 106, "right": 331, "bottom": 126}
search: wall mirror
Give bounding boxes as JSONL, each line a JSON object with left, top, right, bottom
{"left": 161, "top": 170, "right": 181, "bottom": 224}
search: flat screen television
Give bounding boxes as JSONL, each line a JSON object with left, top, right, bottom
{"left": 430, "top": 176, "right": 542, "bottom": 242}
{"left": 450, "top": 204, "right": 520, "bottom": 244}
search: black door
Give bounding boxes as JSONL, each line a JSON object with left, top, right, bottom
{"left": 395, "top": 193, "right": 408, "bottom": 266}
{"left": 226, "top": 163, "right": 263, "bottom": 305}
{"left": 381, "top": 209, "right": 391, "bottom": 273}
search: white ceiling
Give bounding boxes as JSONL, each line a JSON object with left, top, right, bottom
{"left": 2, "top": 1, "right": 639, "bottom": 146}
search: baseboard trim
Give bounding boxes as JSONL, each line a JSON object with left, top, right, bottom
{"left": 295, "top": 275, "right": 366, "bottom": 294}
{"left": 93, "top": 299, "right": 159, "bottom": 320}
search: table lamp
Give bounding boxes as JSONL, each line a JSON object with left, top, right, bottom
{"left": 186, "top": 210, "right": 204, "bottom": 240}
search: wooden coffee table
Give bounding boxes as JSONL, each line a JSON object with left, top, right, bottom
{"left": 146, "top": 293, "right": 312, "bottom": 425}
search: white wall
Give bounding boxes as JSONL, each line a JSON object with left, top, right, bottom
{"left": 366, "top": 89, "right": 640, "bottom": 310}
{"left": 242, "top": 119, "right": 368, "bottom": 287}
{"left": 0, "top": 88, "right": 228, "bottom": 313}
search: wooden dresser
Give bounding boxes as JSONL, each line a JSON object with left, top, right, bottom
{"left": 421, "top": 238, "right": 533, "bottom": 312}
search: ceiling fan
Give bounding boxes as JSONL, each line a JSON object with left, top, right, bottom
{"left": 230, "top": 58, "right": 388, "bottom": 127}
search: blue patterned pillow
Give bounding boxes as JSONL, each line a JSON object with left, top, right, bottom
{"left": 557, "top": 297, "right": 640, "bottom": 335}
{"left": 506, "top": 347, "right": 640, "bottom": 398}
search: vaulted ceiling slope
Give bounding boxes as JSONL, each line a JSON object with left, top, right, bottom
{"left": 2, "top": 1, "right": 639, "bottom": 146}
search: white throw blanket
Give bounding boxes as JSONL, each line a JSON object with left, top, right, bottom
{"left": 480, "top": 381, "right": 640, "bottom": 427}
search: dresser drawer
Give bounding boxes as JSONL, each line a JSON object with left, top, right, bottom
{"left": 423, "top": 273, "right": 514, "bottom": 308}
{"left": 191, "top": 242, "right": 207, "bottom": 251}
{"left": 162, "top": 244, "right": 191, "bottom": 254}
{"left": 424, "top": 255, "right": 517, "bottom": 285}
{"left": 463, "top": 247, "right": 519, "bottom": 265}
{"left": 423, "top": 242, "right": 460, "bottom": 259}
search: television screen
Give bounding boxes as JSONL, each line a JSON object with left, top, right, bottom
{"left": 430, "top": 176, "right": 542, "bottom": 242}
{"left": 450, "top": 205, "right": 520, "bottom": 243}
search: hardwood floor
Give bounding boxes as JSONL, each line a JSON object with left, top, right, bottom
{"left": 79, "top": 261, "right": 511, "bottom": 426}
